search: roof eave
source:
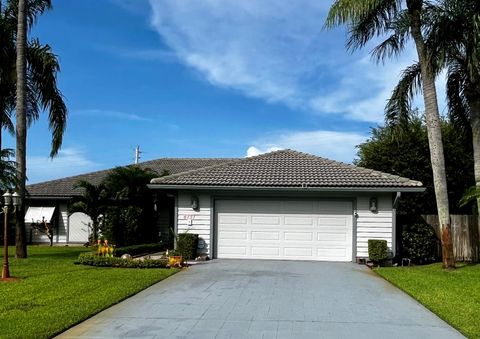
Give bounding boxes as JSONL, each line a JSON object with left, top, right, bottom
{"left": 147, "top": 184, "right": 425, "bottom": 193}
{"left": 26, "top": 195, "right": 73, "bottom": 201}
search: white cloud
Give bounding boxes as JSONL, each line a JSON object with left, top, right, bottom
{"left": 146, "top": 0, "right": 441, "bottom": 123}
{"left": 27, "top": 148, "right": 101, "bottom": 184}
{"left": 75, "top": 109, "right": 152, "bottom": 122}
{"left": 248, "top": 130, "right": 368, "bottom": 163}
{"left": 246, "top": 146, "right": 283, "bottom": 157}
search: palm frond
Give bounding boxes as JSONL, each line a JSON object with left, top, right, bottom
{"left": 459, "top": 186, "right": 480, "bottom": 207}
{"left": 0, "top": 148, "right": 17, "bottom": 190}
{"left": 325, "top": 0, "right": 398, "bottom": 28}
{"left": 370, "top": 9, "right": 410, "bottom": 63}
{"left": 26, "top": 39, "right": 67, "bottom": 157}
{"left": 4, "top": 0, "right": 52, "bottom": 28}
{"left": 385, "top": 62, "right": 422, "bottom": 127}
{"left": 343, "top": 0, "right": 402, "bottom": 51}
{"left": 446, "top": 63, "right": 470, "bottom": 130}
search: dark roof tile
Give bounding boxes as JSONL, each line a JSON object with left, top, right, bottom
{"left": 150, "top": 149, "right": 422, "bottom": 189}
{"left": 27, "top": 158, "right": 235, "bottom": 198}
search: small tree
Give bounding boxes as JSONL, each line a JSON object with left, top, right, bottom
{"left": 30, "top": 217, "right": 55, "bottom": 246}
{"left": 69, "top": 180, "right": 108, "bottom": 244}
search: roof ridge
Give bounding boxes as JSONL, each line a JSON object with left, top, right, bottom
{"left": 142, "top": 157, "right": 238, "bottom": 162}
{"left": 151, "top": 149, "right": 293, "bottom": 183}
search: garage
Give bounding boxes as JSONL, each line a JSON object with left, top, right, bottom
{"left": 150, "top": 149, "right": 424, "bottom": 261}
{"left": 216, "top": 199, "right": 353, "bottom": 261}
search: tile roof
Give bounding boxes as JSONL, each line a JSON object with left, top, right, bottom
{"left": 26, "top": 158, "right": 236, "bottom": 198}
{"left": 150, "top": 149, "right": 423, "bottom": 189}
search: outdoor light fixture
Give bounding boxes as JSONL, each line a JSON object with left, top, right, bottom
{"left": 369, "top": 197, "right": 378, "bottom": 213}
{"left": 191, "top": 196, "right": 199, "bottom": 211}
{"left": 12, "top": 192, "right": 21, "bottom": 207}
{"left": 2, "top": 191, "right": 22, "bottom": 280}
{"left": 3, "top": 191, "right": 12, "bottom": 206}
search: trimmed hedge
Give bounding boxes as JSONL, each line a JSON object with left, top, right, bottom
{"left": 77, "top": 252, "right": 168, "bottom": 268}
{"left": 114, "top": 243, "right": 164, "bottom": 257}
{"left": 368, "top": 239, "right": 389, "bottom": 262}
{"left": 177, "top": 233, "right": 199, "bottom": 260}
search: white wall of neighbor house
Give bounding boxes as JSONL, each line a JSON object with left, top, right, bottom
{"left": 26, "top": 203, "right": 91, "bottom": 244}
{"left": 176, "top": 191, "right": 394, "bottom": 260}
{"left": 26, "top": 202, "right": 68, "bottom": 243}
{"left": 68, "top": 211, "right": 91, "bottom": 243}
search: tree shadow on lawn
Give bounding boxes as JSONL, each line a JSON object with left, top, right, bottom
{"left": 453, "top": 262, "right": 480, "bottom": 270}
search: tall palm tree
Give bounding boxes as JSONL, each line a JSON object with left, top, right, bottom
{"left": 387, "top": 0, "right": 480, "bottom": 232}
{"left": 15, "top": 0, "right": 28, "bottom": 258}
{"left": 2, "top": 0, "right": 67, "bottom": 258}
{"left": 326, "top": 0, "right": 455, "bottom": 268}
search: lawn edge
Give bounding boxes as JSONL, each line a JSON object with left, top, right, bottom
{"left": 373, "top": 267, "right": 467, "bottom": 338}
{"left": 50, "top": 267, "right": 180, "bottom": 338}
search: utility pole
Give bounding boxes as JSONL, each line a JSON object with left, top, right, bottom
{"left": 134, "top": 146, "right": 141, "bottom": 164}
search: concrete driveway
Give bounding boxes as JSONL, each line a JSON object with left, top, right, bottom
{"left": 58, "top": 260, "right": 463, "bottom": 339}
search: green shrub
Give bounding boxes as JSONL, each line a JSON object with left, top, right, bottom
{"left": 114, "top": 243, "right": 164, "bottom": 257}
{"left": 368, "top": 239, "right": 389, "bottom": 262}
{"left": 402, "top": 222, "right": 439, "bottom": 263}
{"left": 177, "top": 233, "right": 199, "bottom": 260}
{"left": 77, "top": 252, "right": 168, "bottom": 268}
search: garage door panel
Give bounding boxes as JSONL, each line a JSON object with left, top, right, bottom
{"left": 218, "top": 215, "right": 248, "bottom": 225}
{"left": 318, "top": 217, "right": 348, "bottom": 226}
{"left": 251, "top": 247, "right": 280, "bottom": 256}
{"left": 284, "top": 216, "right": 314, "bottom": 226}
{"left": 251, "top": 231, "right": 280, "bottom": 240}
{"left": 216, "top": 199, "right": 353, "bottom": 262}
{"left": 317, "top": 248, "right": 347, "bottom": 257}
{"left": 251, "top": 216, "right": 281, "bottom": 225}
{"left": 219, "top": 231, "right": 248, "bottom": 240}
{"left": 284, "top": 232, "right": 314, "bottom": 241}
{"left": 218, "top": 246, "right": 247, "bottom": 256}
{"left": 317, "top": 232, "right": 347, "bottom": 241}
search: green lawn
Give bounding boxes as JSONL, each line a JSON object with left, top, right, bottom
{"left": 376, "top": 263, "right": 480, "bottom": 338}
{"left": 0, "top": 246, "right": 179, "bottom": 339}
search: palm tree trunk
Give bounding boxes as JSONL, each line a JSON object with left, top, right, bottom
{"left": 407, "top": 0, "right": 454, "bottom": 268}
{"left": 469, "top": 96, "right": 480, "bottom": 262}
{"left": 15, "top": 0, "right": 27, "bottom": 258}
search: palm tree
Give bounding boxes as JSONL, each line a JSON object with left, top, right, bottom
{"left": 326, "top": 0, "right": 455, "bottom": 268}
{"left": 103, "top": 166, "right": 158, "bottom": 202}
{"left": 15, "top": 0, "right": 28, "bottom": 258}
{"left": 1, "top": 0, "right": 67, "bottom": 258}
{"left": 69, "top": 181, "right": 108, "bottom": 244}
{"left": 387, "top": 0, "right": 480, "bottom": 232}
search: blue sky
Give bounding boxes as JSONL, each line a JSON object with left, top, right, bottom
{"left": 6, "top": 0, "right": 438, "bottom": 183}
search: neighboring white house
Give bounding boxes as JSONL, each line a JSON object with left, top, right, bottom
{"left": 149, "top": 149, "right": 424, "bottom": 262}
{"left": 25, "top": 158, "right": 234, "bottom": 245}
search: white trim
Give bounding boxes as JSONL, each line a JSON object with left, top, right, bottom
{"left": 149, "top": 184, "right": 425, "bottom": 193}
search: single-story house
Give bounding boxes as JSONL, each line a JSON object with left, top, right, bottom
{"left": 25, "top": 157, "right": 234, "bottom": 244}
{"left": 149, "top": 149, "right": 424, "bottom": 262}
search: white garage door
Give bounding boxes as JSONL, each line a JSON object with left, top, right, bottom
{"left": 216, "top": 199, "right": 353, "bottom": 262}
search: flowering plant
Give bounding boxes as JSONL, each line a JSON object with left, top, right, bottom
{"left": 97, "top": 239, "right": 115, "bottom": 257}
